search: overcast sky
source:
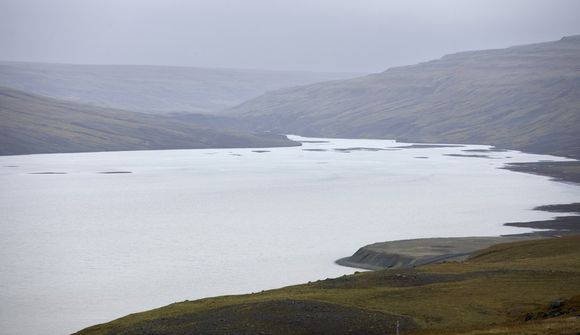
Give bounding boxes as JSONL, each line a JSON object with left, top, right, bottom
{"left": 1, "top": 0, "right": 580, "bottom": 73}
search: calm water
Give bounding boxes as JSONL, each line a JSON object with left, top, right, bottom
{"left": 1, "top": 136, "right": 579, "bottom": 335}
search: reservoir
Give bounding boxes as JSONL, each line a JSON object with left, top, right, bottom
{"left": 1, "top": 136, "right": 579, "bottom": 335}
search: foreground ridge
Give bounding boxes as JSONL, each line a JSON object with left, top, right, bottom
{"left": 75, "top": 235, "right": 580, "bottom": 335}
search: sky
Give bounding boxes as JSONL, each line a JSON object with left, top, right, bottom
{"left": 1, "top": 0, "right": 580, "bottom": 73}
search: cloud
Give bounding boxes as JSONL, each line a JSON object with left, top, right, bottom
{"left": 1, "top": 0, "right": 579, "bottom": 72}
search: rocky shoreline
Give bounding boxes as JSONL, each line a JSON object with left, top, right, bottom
{"left": 335, "top": 236, "right": 537, "bottom": 270}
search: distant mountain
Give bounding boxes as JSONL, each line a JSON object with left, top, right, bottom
{"left": 225, "top": 36, "right": 580, "bottom": 158}
{"left": 0, "top": 87, "right": 297, "bottom": 155}
{"left": 0, "top": 62, "right": 359, "bottom": 114}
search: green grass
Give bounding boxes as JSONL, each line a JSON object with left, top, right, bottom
{"left": 75, "top": 235, "right": 580, "bottom": 335}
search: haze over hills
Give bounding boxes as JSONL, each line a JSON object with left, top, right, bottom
{"left": 225, "top": 36, "right": 580, "bottom": 158}
{"left": 0, "top": 87, "right": 297, "bottom": 156}
{"left": 0, "top": 62, "right": 359, "bottom": 114}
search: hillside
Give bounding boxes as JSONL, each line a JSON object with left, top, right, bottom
{"left": 75, "top": 235, "right": 580, "bottom": 335}
{"left": 0, "top": 87, "right": 297, "bottom": 155}
{"left": 338, "top": 202, "right": 580, "bottom": 271}
{"left": 0, "top": 62, "right": 358, "bottom": 114}
{"left": 225, "top": 36, "right": 580, "bottom": 158}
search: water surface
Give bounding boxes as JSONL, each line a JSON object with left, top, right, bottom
{"left": 1, "top": 136, "right": 579, "bottom": 335}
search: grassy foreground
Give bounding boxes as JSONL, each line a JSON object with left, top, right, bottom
{"left": 76, "top": 235, "right": 580, "bottom": 335}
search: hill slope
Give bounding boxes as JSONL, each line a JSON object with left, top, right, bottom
{"left": 75, "top": 235, "right": 580, "bottom": 335}
{"left": 0, "top": 62, "right": 358, "bottom": 114}
{"left": 225, "top": 36, "right": 580, "bottom": 158}
{"left": 0, "top": 87, "right": 297, "bottom": 155}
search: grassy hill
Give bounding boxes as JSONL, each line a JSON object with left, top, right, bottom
{"left": 0, "top": 87, "right": 297, "bottom": 155}
{"left": 225, "top": 35, "right": 580, "bottom": 158}
{"left": 0, "top": 62, "right": 358, "bottom": 114}
{"left": 75, "top": 235, "right": 580, "bottom": 334}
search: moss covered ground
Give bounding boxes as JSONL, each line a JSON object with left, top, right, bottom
{"left": 75, "top": 235, "right": 580, "bottom": 335}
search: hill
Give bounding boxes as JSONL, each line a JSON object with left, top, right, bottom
{"left": 0, "top": 87, "right": 297, "bottom": 155}
{"left": 75, "top": 235, "right": 580, "bottom": 334}
{"left": 225, "top": 36, "right": 580, "bottom": 158}
{"left": 0, "top": 62, "right": 358, "bottom": 114}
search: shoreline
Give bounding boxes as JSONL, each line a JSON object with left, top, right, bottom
{"left": 73, "top": 155, "right": 580, "bottom": 334}
{"left": 502, "top": 160, "right": 580, "bottom": 184}
{"left": 336, "top": 161, "right": 580, "bottom": 270}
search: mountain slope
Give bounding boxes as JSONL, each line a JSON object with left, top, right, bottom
{"left": 0, "top": 87, "right": 297, "bottom": 155}
{"left": 0, "top": 62, "right": 358, "bottom": 114}
{"left": 225, "top": 36, "right": 580, "bottom": 158}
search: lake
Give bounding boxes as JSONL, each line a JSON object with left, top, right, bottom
{"left": 1, "top": 136, "right": 579, "bottom": 335}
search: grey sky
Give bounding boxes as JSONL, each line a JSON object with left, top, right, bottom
{"left": 1, "top": 0, "right": 580, "bottom": 73}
